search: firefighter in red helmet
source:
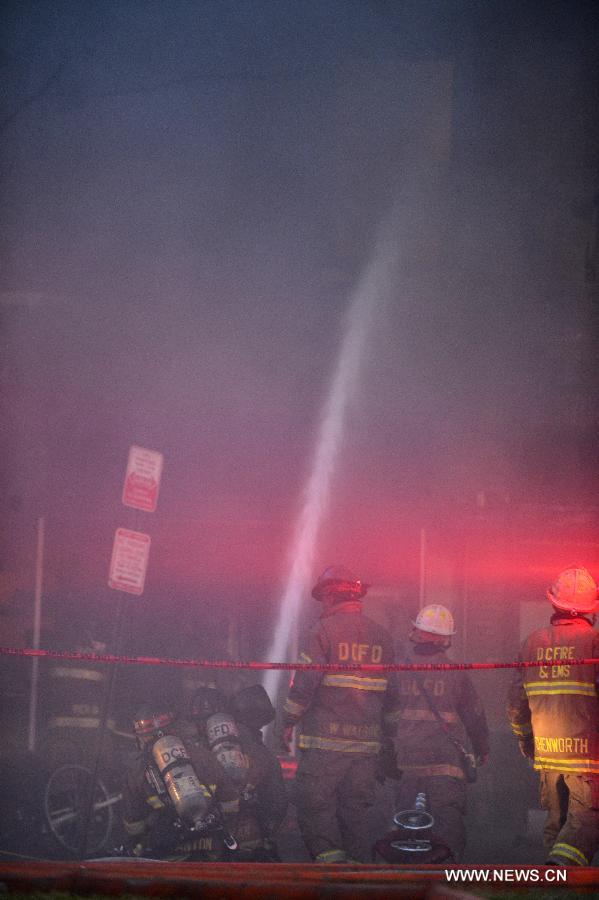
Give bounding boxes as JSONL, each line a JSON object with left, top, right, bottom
{"left": 392, "top": 604, "right": 489, "bottom": 863}
{"left": 276, "top": 566, "right": 401, "bottom": 863}
{"left": 507, "top": 567, "right": 599, "bottom": 866}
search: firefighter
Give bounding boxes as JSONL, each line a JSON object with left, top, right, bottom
{"left": 189, "top": 686, "right": 288, "bottom": 860}
{"left": 507, "top": 567, "right": 599, "bottom": 867}
{"left": 121, "top": 704, "right": 239, "bottom": 860}
{"left": 276, "top": 565, "right": 401, "bottom": 863}
{"left": 43, "top": 626, "right": 114, "bottom": 769}
{"left": 394, "top": 604, "right": 489, "bottom": 863}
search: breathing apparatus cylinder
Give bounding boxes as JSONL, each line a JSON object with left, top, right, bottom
{"left": 151, "top": 733, "right": 210, "bottom": 828}
{"left": 206, "top": 712, "right": 249, "bottom": 786}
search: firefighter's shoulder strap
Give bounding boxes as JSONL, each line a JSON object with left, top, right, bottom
{"left": 414, "top": 675, "right": 477, "bottom": 782}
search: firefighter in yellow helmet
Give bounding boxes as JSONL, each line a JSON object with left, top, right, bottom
{"left": 507, "top": 567, "right": 599, "bottom": 866}
{"left": 393, "top": 604, "right": 489, "bottom": 863}
{"left": 276, "top": 566, "right": 401, "bottom": 863}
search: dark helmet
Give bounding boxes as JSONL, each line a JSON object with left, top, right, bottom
{"left": 190, "top": 686, "right": 227, "bottom": 721}
{"left": 229, "top": 684, "right": 275, "bottom": 730}
{"left": 133, "top": 705, "right": 175, "bottom": 743}
{"left": 311, "top": 565, "right": 368, "bottom": 602}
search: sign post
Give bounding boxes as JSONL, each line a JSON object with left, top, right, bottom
{"left": 82, "top": 446, "right": 162, "bottom": 858}
{"left": 27, "top": 516, "right": 45, "bottom": 753}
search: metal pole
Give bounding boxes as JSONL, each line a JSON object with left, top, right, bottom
{"left": 27, "top": 516, "right": 45, "bottom": 752}
{"left": 462, "top": 541, "right": 470, "bottom": 661}
{"left": 418, "top": 527, "right": 426, "bottom": 609}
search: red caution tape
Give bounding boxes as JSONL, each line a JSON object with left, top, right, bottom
{"left": 1, "top": 646, "right": 598, "bottom": 672}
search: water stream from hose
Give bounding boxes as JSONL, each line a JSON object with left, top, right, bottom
{"left": 264, "top": 216, "right": 400, "bottom": 704}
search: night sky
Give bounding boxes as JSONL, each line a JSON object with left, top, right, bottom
{"left": 2, "top": 1, "right": 599, "bottom": 657}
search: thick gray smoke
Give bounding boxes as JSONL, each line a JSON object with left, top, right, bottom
{"left": 1, "top": 0, "right": 598, "bottom": 869}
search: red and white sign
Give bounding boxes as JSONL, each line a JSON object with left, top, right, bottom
{"left": 108, "top": 528, "right": 151, "bottom": 596}
{"left": 122, "top": 445, "right": 164, "bottom": 512}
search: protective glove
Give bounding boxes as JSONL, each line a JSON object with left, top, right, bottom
{"left": 518, "top": 737, "right": 534, "bottom": 759}
{"left": 275, "top": 723, "right": 294, "bottom": 755}
{"left": 131, "top": 840, "right": 148, "bottom": 857}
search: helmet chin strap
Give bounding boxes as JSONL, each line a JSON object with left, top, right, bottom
{"left": 551, "top": 605, "right": 596, "bottom": 623}
{"left": 409, "top": 627, "right": 450, "bottom": 648}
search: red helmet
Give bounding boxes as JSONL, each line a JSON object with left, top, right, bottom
{"left": 133, "top": 706, "right": 175, "bottom": 742}
{"left": 311, "top": 566, "right": 368, "bottom": 602}
{"left": 547, "top": 567, "right": 599, "bottom": 615}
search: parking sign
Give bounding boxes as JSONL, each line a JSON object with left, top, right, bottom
{"left": 122, "top": 445, "right": 164, "bottom": 512}
{"left": 108, "top": 528, "right": 151, "bottom": 596}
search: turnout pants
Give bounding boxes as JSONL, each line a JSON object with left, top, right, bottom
{"left": 294, "top": 749, "right": 377, "bottom": 863}
{"left": 540, "top": 771, "right": 599, "bottom": 866}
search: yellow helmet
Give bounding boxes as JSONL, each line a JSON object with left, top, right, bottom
{"left": 547, "top": 567, "right": 598, "bottom": 615}
{"left": 412, "top": 604, "right": 456, "bottom": 636}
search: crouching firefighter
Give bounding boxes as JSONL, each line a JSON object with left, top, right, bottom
{"left": 507, "top": 567, "right": 599, "bottom": 867}
{"left": 276, "top": 566, "right": 401, "bottom": 863}
{"left": 189, "top": 685, "right": 287, "bottom": 860}
{"left": 121, "top": 705, "right": 239, "bottom": 860}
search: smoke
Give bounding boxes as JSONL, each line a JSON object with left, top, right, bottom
{"left": 263, "top": 213, "right": 400, "bottom": 703}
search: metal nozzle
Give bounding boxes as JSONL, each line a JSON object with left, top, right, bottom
{"left": 393, "top": 791, "right": 434, "bottom": 831}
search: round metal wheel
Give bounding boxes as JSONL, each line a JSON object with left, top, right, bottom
{"left": 43, "top": 764, "right": 118, "bottom": 856}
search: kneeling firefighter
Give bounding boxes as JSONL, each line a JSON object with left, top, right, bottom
{"left": 121, "top": 704, "right": 238, "bottom": 860}
{"left": 393, "top": 605, "right": 489, "bottom": 863}
{"left": 276, "top": 566, "right": 401, "bottom": 863}
{"left": 190, "top": 685, "right": 288, "bottom": 860}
